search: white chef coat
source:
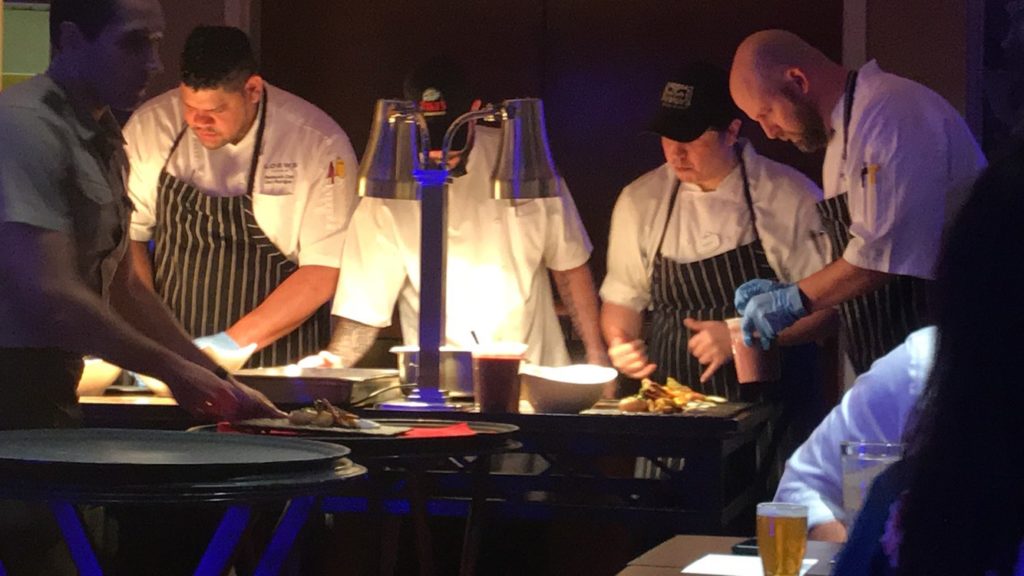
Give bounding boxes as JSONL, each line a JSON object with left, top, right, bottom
{"left": 124, "top": 83, "right": 359, "bottom": 268}
{"left": 601, "top": 140, "right": 828, "bottom": 312}
{"left": 333, "top": 125, "right": 592, "bottom": 366}
{"left": 774, "top": 326, "right": 936, "bottom": 528}
{"left": 823, "top": 60, "right": 986, "bottom": 279}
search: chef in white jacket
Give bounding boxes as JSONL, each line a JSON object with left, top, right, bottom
{"left": 321, "top": 56, "right": 608, "bottom": 388}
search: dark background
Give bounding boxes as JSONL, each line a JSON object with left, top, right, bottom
{"left": 258, "top": 0, "right": 843, "bottom": 284}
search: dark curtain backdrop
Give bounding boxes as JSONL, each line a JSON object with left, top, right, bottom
{"left": 259, "top": 0, "right": 843, "bottom": 283}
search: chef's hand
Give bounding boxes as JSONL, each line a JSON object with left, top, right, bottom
{"left": 194, "top": 331, "right": 240, "bottom": 351}
{"left": 223, "top": 377, "right": 287, "bottom": 420}
{"left": 607, "top": 337, "right": 657, "bottom": 380}
{"left": 296, "top": 350, "right": 342, "bottom": 368}
{"left": 683, "top": 318, "right": 732, "bottom": 383}
{"left": 733, "top": 279, "right": 788, "bottom": 313}
{"left": 738, "top": 283, "right": 807, "bottom": 350}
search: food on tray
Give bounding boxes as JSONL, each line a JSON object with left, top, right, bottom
{"left": 288, "top": 398, "right": 362, "bottom": 428}
{"left": 617, "top": 377, "right": 727, "bottom": 414}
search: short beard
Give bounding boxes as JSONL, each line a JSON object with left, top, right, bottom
{"left": 783, "top": 87, "right": 829, "bottom": 153}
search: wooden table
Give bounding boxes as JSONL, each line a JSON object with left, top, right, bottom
{"left": 620, "top": 534, "right": 841, "bottom": 575}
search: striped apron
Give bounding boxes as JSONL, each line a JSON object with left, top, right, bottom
{"left": 151, "top": 94, "right": 330, "bottom": 367}
{"left": 819, "top": 71, "right": 931, "bottom": 374}
{"left": 648, "top": 145, "right": 778, "bottom": 401}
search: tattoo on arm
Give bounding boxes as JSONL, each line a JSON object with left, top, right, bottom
{"left": 325, "top": 317, "right": 380, "bottom": 367}
{"left": 554, "top": 272, "right": 582, "bottom": 338}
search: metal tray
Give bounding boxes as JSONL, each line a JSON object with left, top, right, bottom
{"left": 0, "top": 428, "right": 351, "bottom": 485}
{"left": 232, "top": 367, "right": 400, "bottom": 406}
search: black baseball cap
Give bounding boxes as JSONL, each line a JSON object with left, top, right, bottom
{"left": 648, "top": 61, "right": 740, "bottom": 143}
{"left": 403, "top": 55, "right": 473, "bottom": 151}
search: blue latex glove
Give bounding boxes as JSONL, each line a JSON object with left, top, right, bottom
{"left": 193, "top": 331, "right": 240, "bottom": 351}
{"left": 739, "top": 283, "right": 808, "bottom": 350}
{"left": 734, "top": 279, "right": 789, "bottom": 314}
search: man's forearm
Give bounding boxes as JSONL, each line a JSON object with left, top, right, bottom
{"left": 552, "top": 263, "right": 608, "bottom": 364}
{"left": 797, "top": 258, "right": 893, "bottom": 313}
{"left": 600, "top": 301, "right": 643, "bottom": 345}
{"left": 777, "top": 308, "right": 839, "bottom": 347}
{"left": 325, "top": 316, "right": 381, "bottom": 367}
{"left": 226, "top": 265, "right": 338, "bottom": 349}
{"left": 0, "top": 225, "right": 196, "bottom": 380}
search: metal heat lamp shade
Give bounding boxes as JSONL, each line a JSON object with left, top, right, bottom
{"left": 357, "top": 99, "right": 428, "bottom": 200}
{"left": 491, "top": 98, "right": 560, "bottom": 199}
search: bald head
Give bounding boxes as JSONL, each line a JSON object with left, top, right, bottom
{"left": 729, "top": 29, "right": 846, "bottom": 153}
{"left": 731, "top": 30, "right": 834, "bottom": 93}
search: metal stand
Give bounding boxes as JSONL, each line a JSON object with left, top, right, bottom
{"left": 379, "top": 168, "right": 457, "bottom": 412}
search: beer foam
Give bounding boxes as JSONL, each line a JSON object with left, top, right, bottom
{"left": 757, "top": 502, "right": 808, "bottom": 518}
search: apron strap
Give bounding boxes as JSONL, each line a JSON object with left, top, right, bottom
{"left": 654, "top": 179, "right": 681, "bottom": 257}
{"left": 734, "top": 141, "right": 758, "bottom": 242}
{"left": 842, "top": 70, "right": 859, "bottom": 162}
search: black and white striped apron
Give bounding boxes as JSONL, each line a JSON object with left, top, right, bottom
{"left": 152, "top": 94, "right": 330, "bottom": 368}
{"left": 819, "top": 71, "right": 930, "bottom": 374}
{"left": 648, "top": 145, "right": 779, "bottom": 400}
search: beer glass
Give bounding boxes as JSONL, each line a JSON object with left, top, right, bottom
{"left": 756, "top": 502, "right": 808, "bottom": 576}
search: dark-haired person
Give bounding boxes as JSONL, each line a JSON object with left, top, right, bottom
{"left": 124, "top": 25, "right": 359, "bottom": 367}
{"left": 318, "top": 56, "right": 608, "bottom": 388}
{"left": 0, "top": 1, "right": 280, "bottom": 572}
{"left": 729, "top": 30, "right": 986, "bottom": 373}
{"left": 832, "top": 142, "right": 1024, "bottom": 576}
{"left": 601, "top": 62, "right": 831, "bottom": 401}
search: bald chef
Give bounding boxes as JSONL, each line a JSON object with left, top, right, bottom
{"left": 124, "top": 26, "right": 359, "bottom": 367}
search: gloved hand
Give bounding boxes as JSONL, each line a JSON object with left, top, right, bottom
{"left": 734, "top": 279, "right": 790, "bottom": 313}
{"left": 739, "top": 283, "right": 808, "bottom": 350}
{"left": 194, "top": 331, "right": 240, "bottom": 351}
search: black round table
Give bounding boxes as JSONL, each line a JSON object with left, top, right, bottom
{"left": 0, "top": 428, "right": 366, "bottom": 576}
{"left": 191, "top": 418, "right": 520, "bottom": 576}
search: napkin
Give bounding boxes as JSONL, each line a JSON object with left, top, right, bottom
{"left": 401, "top": 422, "right": 477, "bottom": 438}
{"left": 681, "top": 554, "right": 817, "bottom": 575}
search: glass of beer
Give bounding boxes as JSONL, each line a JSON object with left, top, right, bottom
{"left": 756, "top": 502, "right": 808, "bottom": 576}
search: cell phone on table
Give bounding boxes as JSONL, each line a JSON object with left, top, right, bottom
{"left": 731, "top": 537, "right": 759, "bottom": 556}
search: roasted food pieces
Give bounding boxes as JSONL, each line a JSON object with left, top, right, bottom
{"left": 617, "top": 377, "right": 727, "bottom": 413}
{"left": 287, "top": 398, "right": 362, "bottom": 428}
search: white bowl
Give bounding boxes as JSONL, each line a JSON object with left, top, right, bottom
{"left": 76, "top": 357, "right": 122, "bottom": 396}
{"left": 520, "top": 364, "right": 616, "bottom": 414}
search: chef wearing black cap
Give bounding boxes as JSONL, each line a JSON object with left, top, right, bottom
{"left": 600, "top": 62, "right": 829, "bottom": 400}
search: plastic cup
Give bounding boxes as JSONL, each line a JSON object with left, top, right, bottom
{"left": 841, "top": 441, "right": 903, "bottom": 526}
{"left": 726, "top": 317, "right": 781, "bottom": 383}
{"left": 472, "top": 343, "right": 527, "bottom": 413}
{"left": 756, "top": 502, "right": 808, "bottom": 576}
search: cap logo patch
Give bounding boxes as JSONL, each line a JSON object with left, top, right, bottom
{"left": 661, "top": 82, "right": 693, "bottom": 110}
{"left": 420, "top": 87, "right": 447, "bottom": 117}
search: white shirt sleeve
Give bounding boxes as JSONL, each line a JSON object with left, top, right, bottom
{"left": 774, "top": 331, "right": 927, "bottom": 527}
{"left": 542, "top": 179, "right": 593, "bottom": 272}
{"left": 296, "top": 131, "right": 360, "bottom": 268}
{"left": 124, "top": 99, "right": 177, "bottom": 243}
{"left": 844, "top": 92, "right": 984, "bottom": 278}
{"left": 331, "top": 198, "right": 407, "bottom": 327}
{"left": 600, "top": 184, "right": 654, "bottom": 311}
